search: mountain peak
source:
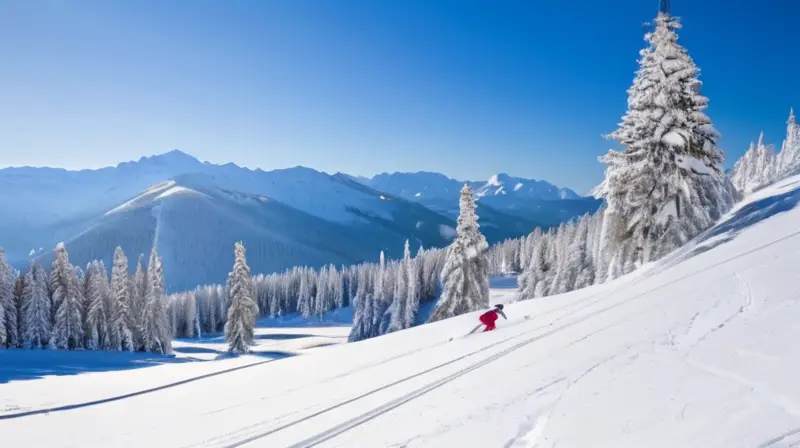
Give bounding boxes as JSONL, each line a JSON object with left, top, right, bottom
{"left": 121, "top": 149, "right": 203, "bottom": 172}
{"left": 487, "top": 173, "right": 515, "bottom": 186}
{"left": 143, "top": 149, "right": 200, "bottom": 164}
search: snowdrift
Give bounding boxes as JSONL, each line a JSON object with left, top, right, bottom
{"left": 3, "top": 175, "right": 800, "bottom": 447}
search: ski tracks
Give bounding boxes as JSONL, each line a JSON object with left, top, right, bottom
{"left": 208, "top": 276, "right": 689, "bottom": 448}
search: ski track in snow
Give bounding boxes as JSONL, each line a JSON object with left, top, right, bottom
{"left": 759, "top": 427, "right": 800, "bottom": 448}
{"left": 189, "top": 248, "right": 781, "bottom": 448}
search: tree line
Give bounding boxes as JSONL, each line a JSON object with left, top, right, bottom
{"left": 0, "top": 244, "right": 171, "bottom": 354}
{"left": 730, "top": 110, "right": 800, "bottom": 195}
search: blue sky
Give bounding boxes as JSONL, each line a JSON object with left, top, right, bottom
{"left": 0, "top": 0, "right": 797, "bottom": 193}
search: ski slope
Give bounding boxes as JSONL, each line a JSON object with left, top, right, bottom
{"left": 3, "top": 176, "right": 800, "bottom": 447}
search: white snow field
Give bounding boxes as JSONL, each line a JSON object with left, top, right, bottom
{"left": 3, "top": 176, "right": 800, "bottom": 447}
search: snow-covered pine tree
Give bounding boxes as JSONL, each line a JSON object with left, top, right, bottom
{"left": 111, "top": 247, "right": 135, "bottom": 351}
{"left": 754, "top": 133, "right": 777, "bottom": 189}
{"left": 85, "top": 261, "right": 115, "bottom": 350}
{"left": 0, "top": 248, "right": 17, "bottom": 348}
{"left": 225, "top": 242, "right": 259, "bottom": 353}
{"left": 141, "top": 247, "right": 171, "bottom": 354}
{"left": 517, "top": 228, "right": 544, "bottom": 300}
{"left": 595, "top": 11, "right": 734, "bottom": 274}
{"left": 533, "top": 232, "right": 555, "bottom": 298}
{"left": 777, "top": 109, "right": 800, "bottom": 176}
{"left": 14, "top": 272, "right": 26, "bottom": 347}
{"left": 297, "top": 269, "right": 312, "bottom": 318}
{"left": 428, "top": 184, "right": 490, "bottom": 323}
{"left": 313, "top": 265, "right": 331, "bottom": 318}
{"left": 386, "top": 240, "right": 412, "bottom": 333}
{"left": 549, "top": 221, "right": 577, "bottom": 294}
{"left": 404, "top": 250, "right": 420, "bottom": 329}
{"left": 731, "top": 133, "right": 777, "bottom": 195}
{"left": 558, "top": 215, "right": 593, "bottom": 292}
{"left": 374, "top": 252, "right": 391, "bottom": 335}
{"left": 348, "top": 267, "right": 374, "bottom": 342}
{"left": 333, "top": 266, "right": 346, "bottom": 309}
{"left": 51, "top": 243, "right": 84, "bottom": 350}
{"left": 23, "top": 264, "right": 52, "bottom": 349}
{"left": 132, "top": 254, "right": 148, "bottom": 350}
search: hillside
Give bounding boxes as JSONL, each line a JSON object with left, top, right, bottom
{"left": 0, "top": 151, "right": 589, "bottom": 289}
{"left": 2, "top": 173, "right": 798, "bottom": 447}
{"left": 29, "top": 171, "right": 458, "bottom": 291}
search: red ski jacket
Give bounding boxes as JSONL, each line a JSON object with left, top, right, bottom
{"left": 479, "top": 308, "right": 507, "bottom": 325}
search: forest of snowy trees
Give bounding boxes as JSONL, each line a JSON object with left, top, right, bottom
{"left": 2, "top": 9, "right": 796, "bottom": 354}
{"left": 731, "top": 109, "right": 800, "bottom": 195}
{"left": 0, "top": 244, "right": 171, "bottom": 354}
{"left": 164, "top": 242, "right": 448, "bottom": 343}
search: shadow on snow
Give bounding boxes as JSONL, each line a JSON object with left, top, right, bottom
{"left": 0, "top": 349, "right": 191, "bottom": 384}
{"left": 213, "top": 350, "right": 295, "bottom": 361}
{"left": 660, "top": 184, "right": 800, "bottom": 271}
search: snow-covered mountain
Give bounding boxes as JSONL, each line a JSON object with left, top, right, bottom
{"left": 0, "top": 151, "right": 560, "bottom": 290}
{"left": 4, "top": 173, "right": 800, "bottom": 447}
{"left": 366, "top": 171, "right": 601, "bottom": 226}
{"left": 9, "top": 168, "right": 460, "bottom": 291}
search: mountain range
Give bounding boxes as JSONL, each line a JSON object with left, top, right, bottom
{"left": 0, "top": 150, "right": 600, "bottom": 291}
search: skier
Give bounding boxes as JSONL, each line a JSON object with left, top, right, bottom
{"left": 478, "top": 304, "right": 506, "bottom": 332}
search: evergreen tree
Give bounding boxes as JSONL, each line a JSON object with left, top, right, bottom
{"left": 0, "top": 249, "right": 17, "bottom": 348}
{"left": 111, "top": 247, "right": 135, "bottom": 351}
{"left": 404, "top": 251, "right": 420, "bottom": 329}
{"left": 557, "top": 216, "right": 592, "bottom": 292}
{"left": 731, "top": 133, "right": 777, "bottom": 195}
{"left": 428, "top": 184, "right": 490, "bottom": 323}
{"left": 518, "top": 229, "right": 546, "bottom": 301}
{"left": 777, "top": 108, "right": 800, "bottom": 176}
{"left": 86, "top": 261, "right": 116, "bottom": 350}
{"left": 348, "top": 267, "right": 374, "bottom": 342}
{"left": 51, "top": 243, "right": 84, "bottom": 349}
{"left": 297, "top": 269, "right": 312, "bottom": 318}
{"left": 595, "top": 11, "right": 733, "bottom": 274}
{"left": 141, "top": 247, "right": 171, "bottom": 354}
{"left": 225, "top": 242, "right": 259, "bottom": 353}
{"left": 13, "top": 272, "right": 26, "bottom": 347}
{"left": 131, "top": 254, "right": 148, "bottom": 350}
{"left": 386, "top": 241, "right": 412, "bottom": 333}
{"left": 23, "top": 264, "right": 52, "bottom": 349}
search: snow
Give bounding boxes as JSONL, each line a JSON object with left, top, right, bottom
{"left": 662, "top": 130, "right": 688, "bottom": 148}
{"left": 154, "top": 186, "right": 206, "bottom": 200}
{"left": 439, "top": 224, "right": 457, "bottom": 239}
{"left": 678, "top": 155, "right": 717, "bottom": 176}
{"left": 514, "top": 182, "right": 524, "bottom": 191}
{"left": 104, "top": 180, "right": 176, "bottom": 215}
{"left": 3, "top": 175, "right": 800, "bottom": 446}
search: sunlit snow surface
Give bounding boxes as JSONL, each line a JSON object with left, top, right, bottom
{"left": 3, "top": 176, "right": 800, "bottom": 447}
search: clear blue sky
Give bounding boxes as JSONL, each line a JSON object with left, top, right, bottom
{"left": 1, "top": 0, "right": 797, "bottom": 193}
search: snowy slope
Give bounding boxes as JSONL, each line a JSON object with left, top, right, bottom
{"left": 31, "top": 173, "right": 456, "bottom": 291}
{"left": 3, "top": 175, "right": 800, "bottom": 447}
{"left": 0, "top": 152, "right": 454, "bottom": 266}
